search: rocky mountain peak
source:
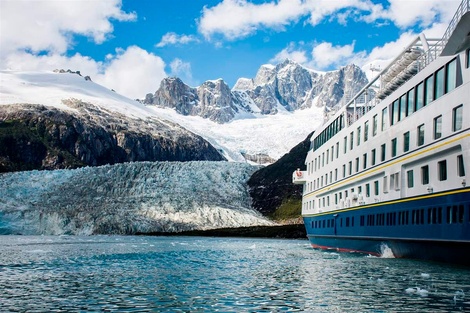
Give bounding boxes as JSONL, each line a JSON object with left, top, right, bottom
{"left": 144, "top": 59, "right": 369, "bottom": 123}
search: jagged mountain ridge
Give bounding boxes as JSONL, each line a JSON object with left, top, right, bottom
{"left": 144, "top": 59, "right": 369, "bottom": 123}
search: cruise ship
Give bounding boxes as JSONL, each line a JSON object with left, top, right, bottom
{"left": 293, "top": 0, "right": 470, "bottom": 264}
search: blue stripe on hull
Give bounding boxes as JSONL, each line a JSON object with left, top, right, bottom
{"left": 307, "top": 235, "right": 470, "bottom": 264}
{"left": 303, "top": 188, "right": 470, "bottom": 265}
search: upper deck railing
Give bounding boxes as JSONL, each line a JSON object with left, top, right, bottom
{"left": 312, "top": 0, "right": 469, "bottom": 151}
{"left": 333, "top": 0, "right": 469, "bottom": 126}
{"left": 419, "top": 0, "right": 470, "bottom": 68}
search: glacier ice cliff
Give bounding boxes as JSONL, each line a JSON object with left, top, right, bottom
{"left": 0, "top": 161, "right": 273, "bottom": 235}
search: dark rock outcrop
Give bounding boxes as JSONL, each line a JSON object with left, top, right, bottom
{"left": 247, "top": 132, "right": 314, "bottom": 216}
{"left": 0, "top": 101, "right": 225, "bottom": 172}
{"left": 145, "top": 77, "right": 243, "bottom": 123}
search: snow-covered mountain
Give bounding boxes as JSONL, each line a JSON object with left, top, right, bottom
{"left": 0, "top": 71, "right": 224, "bottom": 171}
{"left": 1, "top": 60, "right": 369, "bottom": 165}
{"left": 144, "top": 59, "right": 368, "bottom": 124}
{"left": 0, "top": 161, "right": 272, "bottom": 235}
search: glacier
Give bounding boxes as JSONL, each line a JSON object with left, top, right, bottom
{"left": 0, "top": 161, "right": 274, "bottom": 235}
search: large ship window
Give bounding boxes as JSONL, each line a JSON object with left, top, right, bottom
{"left": 466, "top": 49, "right": 470, "bottom": 68}
{"left": 343, "top": 136, "right": 347, "bottom": 154}
{"left": 421, "top": 165, "right": 429, "bottom": 185}
{"left": 407, "top": 88, "right": 415, "bottom": 116}
{"left": 399, "top": 94, "right": 407, "bottom": 120}
{"left": 355, "top": 157, "right": 359, "bottom": 173}
{"left": 417, "top": 124, "right": 425, "bottom": 146}
{"left": 403, "top": 131, "right": 410, "bottom": 152}
{"left": 383, "top": 176, "right": 389, "bottom": 193}
{"left": 390, "top": 173, "right": 399, "bottom": 190}
{"left": 457, "top": 155, "right": 465, "bottom": 177}
{"left": 335, "top": 168, "right": 338, "bottom": 181}
{"left": 381, "top": 144, "right": 386, "bottom": 162}
{"left": 364, "top": 121, "right": 369, "bottom": 142}
{"left": 424, "top": 75, "right": 434, "bottom": 106}
{"left": 392, "top": 99, "right": 399, "bottom": 125}
{"left": 433, "top": 115, "right": 442, "bottom": 139}
{"left": 407, "top": 170, "right": 414, "bottom": 188}
{"left": 453, "top": 104, "right": 463, "bottom": 131}
{"left": 348, "top": 161, "right": 352, "bottom": 175}
{"left": 416, "top": 81, "right": 424, "bottom": 110}
{"left": 363, "top": 153, "right": 367, "bottom": 169}
{"left": 391, "top": 138, "right": 397, "bottom": 157}
{"left": 371, "top": 149, "right": 376, "bottom": 166}
{"left": 446, "top": 58, "right": 457, "bottom": 92}
{"left": 350, "top": 132, "right": 354, "bottom": 150}
{"left": 331, "top": 146, "right": 334, "bottom": 162}
{"left": 381, "top": 107, "right": 388, "bottom": 131}
{"left": 365, "top": 183, "right": 370, "bottom": 197}
{"left": 373, "top": 114, "right": 378, "bottom": 136}
{"left": 336, "top": 142, "right": 339, "bottom": 158}
{"left": 435, "top": 66, "right": 445, "bottom": 99}
{"left": 357, "top": 126, "right": 361, "bottom": 146}
{"left": 438, "top": 160, "right": 447, "bottom": 181}
{"left": 374, "top": 180, "right": 379, "bottom": 196}
{"left": 342, "top": 164, "right": 346, "bottom": 178}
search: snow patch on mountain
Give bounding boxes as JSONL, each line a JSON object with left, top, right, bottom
{"left": 0, "top": 161, "right": 272, "bottom": 235}
{"left": 0, "top": 70, "right": 323, "bottom": 163}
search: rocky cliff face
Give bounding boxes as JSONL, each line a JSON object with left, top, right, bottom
{"left": 247, "top": 132, "right": 314, "bottom": 217}
{"left": 0, "top": 100, "right": 224, "bottom": 172}
{"left": 145, "top": 59, "right": 368, "bottom": 123}
{"left": 146, "top": 77, "right": 245, "bottom": 123}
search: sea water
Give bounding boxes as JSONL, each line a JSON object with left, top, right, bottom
{"left": 0, "top": 236, "right": 469, "bottom": 312}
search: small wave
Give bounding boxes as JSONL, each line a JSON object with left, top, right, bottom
{"left": 26, "top": 249, "right": 52, "bottom": 254}
{"left": 379, "top": 243, "right": 395, "bottom": 258}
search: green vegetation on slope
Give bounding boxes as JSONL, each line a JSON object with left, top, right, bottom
{"left": 247, "top": 131, "right": 314, "bottom": 220}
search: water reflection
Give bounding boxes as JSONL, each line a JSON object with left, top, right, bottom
{"left": 0, "top": 236, "right": 468, "bottom": 312}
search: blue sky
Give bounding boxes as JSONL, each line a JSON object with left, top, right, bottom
{"left": 0, "top": 0, "right": 461, "bottom": 98}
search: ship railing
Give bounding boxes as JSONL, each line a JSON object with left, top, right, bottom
{"left": 345, "top": 95, "right": 376, "bottom": 126}
{"left": 418, "top": 0, "right": 470, "bottom": 68}
{"left": 320, "top": 0, "right": 469, "bottom": 132}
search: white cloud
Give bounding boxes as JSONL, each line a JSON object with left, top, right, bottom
{"left": 0, "top": 0, "right": 136, "bottom": 55}
{"left": 269, "top": 43, "right": 308, "bottom": 65}
{"left": 0, "top": 1, "right": 165, "bottom": 99}
{"left": 385, "top": 0, "right": 460, "bottom": 28}
{"left": 198, "top": 0, "right": 305, "bottom": 40}
{"left": 310, "top": 42, "right": 356, "bottom": 69}
{"left": 1, "top": 47, "right": 167, "bottom": 100}
{"left": 169, "top": 58, "right": 196, "bottom": 86}
{"left": 95, "top": 46, "right": 167, "bottom": 99}
{"left": 198, "top": 0, "right": 460, "bottom": 41}
{"left": 156, "top": 32, "right": 199, "bottom": 47}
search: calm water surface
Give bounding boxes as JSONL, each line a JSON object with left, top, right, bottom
{"left": 0, "top": 236, "right": 469, "bottom": 312}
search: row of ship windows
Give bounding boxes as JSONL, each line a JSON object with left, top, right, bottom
{"left": 304, "top": 154, "right": 466, "bottom": 210}
{"left": 307, "top": 103, "right": 464, "bottom": 192}
{"left": 311, "top": 56, "right": 460, "bottom": 156}
{"left": 311, "top": 204, "right": 469, "bottom": 229}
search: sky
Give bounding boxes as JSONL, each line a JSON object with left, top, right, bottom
{"left": 0, "top": 0, "right": 461, "bottom": 99}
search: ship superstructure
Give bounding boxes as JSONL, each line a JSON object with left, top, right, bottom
{"left": 294, "top": 0, "right": 470, "bottom": 264}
